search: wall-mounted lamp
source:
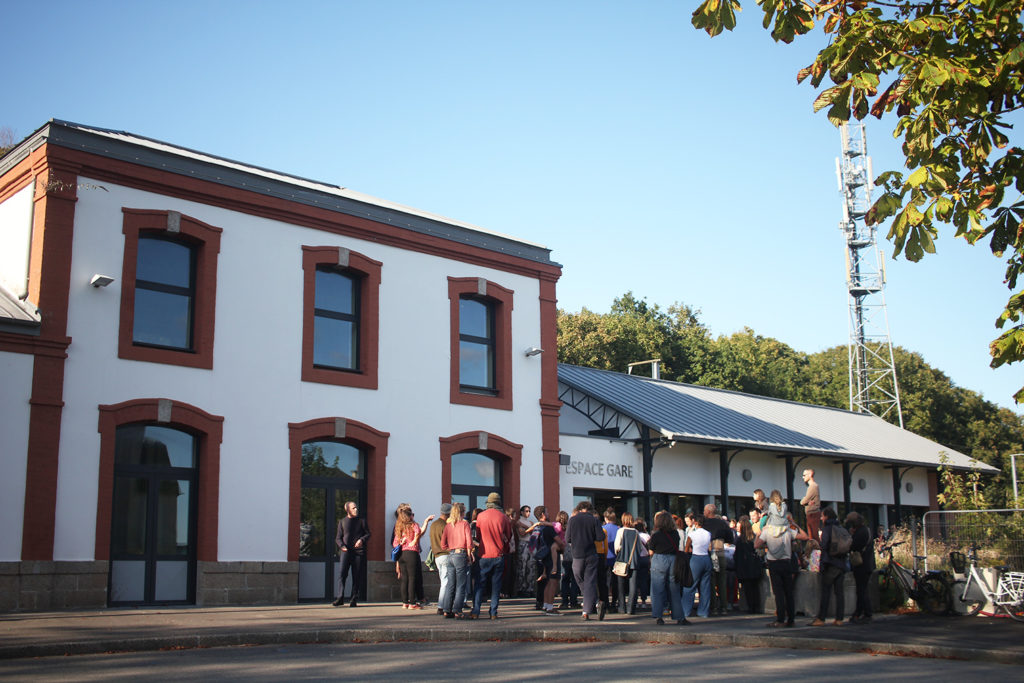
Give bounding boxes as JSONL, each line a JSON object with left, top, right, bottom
{"left": 741, "top": 469, "right": 752, "bottom": 482}
{"left": 524, "top": 347, "right": 544, "bottom": 357}
{"left": 905, "top": 482, "right": 914, "bottom": 493}
{"left": 90, "top": 274, "right": 115, "bottom": 288}
{"left": 858, "top": 478, "right": 867, "bottom": 490}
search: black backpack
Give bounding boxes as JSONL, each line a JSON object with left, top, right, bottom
{"left": 829, "top": 524, "right": 853, "bottom": 557}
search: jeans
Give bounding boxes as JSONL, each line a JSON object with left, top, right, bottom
{"left": 572, "top": 554, "right": 600, "bottom": 615}
{"left": 336, "top": 551, "right": 365, "bottom": 602}
{"left": 711, "top": 550, "right": 728, "bottom": 613}
{"left": 560, "top": 558, "right": 579, "bottom": 607}
{"left": 817, "top": 565, "right": 845, "bottom": 620}
{"left": 650, "top": 553, "right": 683, "bottom": 621}
{"left": 852, "top": 566, "right": 872, "bottom": 618}
{"left": 767, "top": 559, "right": 796, "bottom": 624}
{"left": 473, "top": 556, "right": 504, "bottom": 617}
{"left": 435, "top": 553, "right": 452, "bottom": 611}
{"left": 683, "top": 553, "right": 713, "bottom": 618}
{"left": 445, "top": 551, "right": 469, "bottom": 613}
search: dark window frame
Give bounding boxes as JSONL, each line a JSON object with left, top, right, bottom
{"left": 312, "top": 266, "right": 362, "bottom": 372}
{"left": 301, "top": 246, "right": 382, "bottom": 390}
{"left": 131, "top": 234, "right": 198, "bottom": 352}
{"left": 118, "top": 209, "right": 222, "bottom": 369}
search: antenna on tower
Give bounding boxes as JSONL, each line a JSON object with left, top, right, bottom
{"left": 837, "top": 122, "right": 903, "bottom": 426}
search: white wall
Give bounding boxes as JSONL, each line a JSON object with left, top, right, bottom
{"left": 558, "top": 433, "right": 932, "bottom": 513}
{"left": 0, "top": 350, "right": 32, "bottom": 560}
{"left": 0, "top": 183, "right": 34, "bottom": 300}
{"left": 55, "top": 178, "right": 547, "bottom": 561}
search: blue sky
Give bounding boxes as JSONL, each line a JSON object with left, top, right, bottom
{"left": 3, "top": 1, "right": 1020, "bottom": 412}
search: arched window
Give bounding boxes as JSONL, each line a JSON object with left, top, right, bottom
{"left": 451, "top": 451, "right": 501, "bottom": 512}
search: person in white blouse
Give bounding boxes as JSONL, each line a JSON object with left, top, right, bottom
{"left": 682, "top": 515, "right": 713, "bottom": 618}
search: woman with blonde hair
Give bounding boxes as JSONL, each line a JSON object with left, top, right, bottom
{"left": 613, "top": 511, "right": 644, "bottom": 614}
{"left": 440, "top": 502, "right": 472, "bottom": 618}
{"left": 393, "top": 505, "right": 433, "bottom": 609}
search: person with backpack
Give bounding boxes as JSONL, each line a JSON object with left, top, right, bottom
{"left": 811, "top": 507, "right": 850, "bottom": 626}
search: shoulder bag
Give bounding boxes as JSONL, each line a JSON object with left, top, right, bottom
{"left": 612, "top": 531, "right": 638, "bottom": 577}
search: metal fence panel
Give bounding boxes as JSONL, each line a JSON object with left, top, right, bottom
{"left": 920, "top": 509, "right": 1024, "bottom": 573}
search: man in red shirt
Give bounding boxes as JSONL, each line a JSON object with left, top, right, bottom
{"left": 471, "top": 492, "right": 513, "bottom": 619}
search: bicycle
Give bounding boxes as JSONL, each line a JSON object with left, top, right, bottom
{"left": 877, "top": 541, "right": 951, "bottom": 615}
{"left": 949, "top": 545, "right": 1024, "bottom": 622}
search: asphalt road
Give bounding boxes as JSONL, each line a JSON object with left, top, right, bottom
{"left": 0, "top": 641, "right": 1017, "bottom": 681}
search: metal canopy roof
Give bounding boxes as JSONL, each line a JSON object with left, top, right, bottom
{"left": 0, "top": 285, "right": 40, "bottom": 335}
{"left": 558, "top": 363, "right": 995, "bottom": 472}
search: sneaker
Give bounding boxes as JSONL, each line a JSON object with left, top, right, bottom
{"left": 544, "top": 608, "right": 560, "bottom": 615}
{"left": 409, "top": 603, "right": 423, "bottom": 610}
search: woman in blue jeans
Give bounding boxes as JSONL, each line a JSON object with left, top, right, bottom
{"left": 645, "top": 511, "right": 687, "bottom": 625}
{"left": 683, "top": 514, "right": 712, "bottom": 618}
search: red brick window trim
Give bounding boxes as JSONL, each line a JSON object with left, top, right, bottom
{"left": 95, "top": 398, "right": 224, "bottom": 562}
{"left": 287, "top": 417, "right": 390, "bottom": 561}
{"left": 301, "top": 246, "right": 382, "bottom": 389}
{"left": 448, "top": 277, "right": 513, "bottom": 410}
{"left": 118, "top": 209, "right": 222, "bottom": 369}
{"left": 439, "top": 431, "right": 522, "bottom": 510}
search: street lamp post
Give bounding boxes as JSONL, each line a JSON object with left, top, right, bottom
{"left": 1011, "top": 453, "right": 1024, "bottom": 504}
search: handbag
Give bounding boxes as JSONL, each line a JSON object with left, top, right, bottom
{"left": 613, "top": 531, "right": 639, "bottom": 577}
{"left": 850, "top": 549, "right": 863, "bottom": 567}
{"left": 391, "top": 544, "right": 402, "bottom": 562}
{"left": 425, "top": 548, "right": 436, "bottom": 571}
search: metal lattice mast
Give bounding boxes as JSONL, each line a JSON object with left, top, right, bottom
{"left": 836, "top": 122, "right": 904, "bottom": 427}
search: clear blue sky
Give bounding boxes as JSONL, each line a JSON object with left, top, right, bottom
{"left": 3, "top": 1, "right": 1020, "bottom": 412}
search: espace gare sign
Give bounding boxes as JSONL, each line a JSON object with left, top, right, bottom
{"left": 562, "top": 456, "right": 634, "bottom": 479}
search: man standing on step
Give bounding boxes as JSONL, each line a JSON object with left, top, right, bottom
{"left": 801, "top": 469, "right": 821, "bottom": 541}
{"left": 472, "top": 492, "right": 513, "bottom": 620}
{"left": 333, "top": 501, "right": 370, "bottom": 607}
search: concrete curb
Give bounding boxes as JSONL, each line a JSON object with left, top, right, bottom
{"left": 2, "top": 625, "right": 1020, "bottom": 665}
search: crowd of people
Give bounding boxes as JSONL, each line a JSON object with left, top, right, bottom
{"left": 332, "top": 468, "right": 878, "bottom": 627}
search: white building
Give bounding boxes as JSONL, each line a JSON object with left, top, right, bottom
{"left": 0, "top": 120, "right": 991, "bottom": 612}
{"left": 0, "top": 120, "right": 562, "bottom": 609}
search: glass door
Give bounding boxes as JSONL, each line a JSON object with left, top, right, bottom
{"left": 109, "top": 425, "right": 197, "bottom": 606}
{"left": 298, "top": 441, "right": 365, "bottom": 602}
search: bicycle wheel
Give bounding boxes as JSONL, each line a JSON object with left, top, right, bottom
{"left": 918, "top": 575, "right": 952, "bottom": 615}
{"left": 950, "top": 579, "right": 984, "bottom": 616}
{"left": 998, "top": 574, "right": 1024, "bottom": 622}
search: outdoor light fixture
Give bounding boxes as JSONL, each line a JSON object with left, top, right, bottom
{"left": 858, "top": 478, "right": 867, "bottom": 490}
{"left": 905, "top": 482, "right": 914, "bottom": 493}
{"left": 524, "top": 347, "right": 544, "bottom": 357}
{"left": 90, "top": 274, "right": 114, "bottom": 288}
{"left": 741, "top": 469, "right": 752, "bottom": 482}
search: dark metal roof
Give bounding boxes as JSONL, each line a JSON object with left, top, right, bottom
{"left": 0, "top": 285, "right": 40, "bottom": 335}
{"left": 0, "top": 120, "right": 559, "bottom": 268}
{"left": 558, "top": 363, "right": 993, "bottom": 471}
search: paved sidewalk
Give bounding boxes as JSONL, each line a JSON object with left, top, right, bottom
{"left": 1, "top": 600, "right": 1021, "bottom": 664}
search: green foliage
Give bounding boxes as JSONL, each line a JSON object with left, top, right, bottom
{"left": 692, "top": 0, "right": 1024, "bottom": 403}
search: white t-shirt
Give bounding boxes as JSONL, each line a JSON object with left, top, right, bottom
{"left": 688, "top": 527, "right": 711, "bottom": 556}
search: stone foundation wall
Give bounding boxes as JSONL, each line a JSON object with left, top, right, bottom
{"left": 0, "top": 561, "right": 108, "bottom": 612}
{"left": 367, "top": 560, "right": 439, "bottom": 603}
{"left": 196, "top": 561, "right": 298, "bottom": 606}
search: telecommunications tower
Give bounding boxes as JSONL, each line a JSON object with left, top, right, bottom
{"left": 836, "top": 122, "right": 904, "bottom": 426}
